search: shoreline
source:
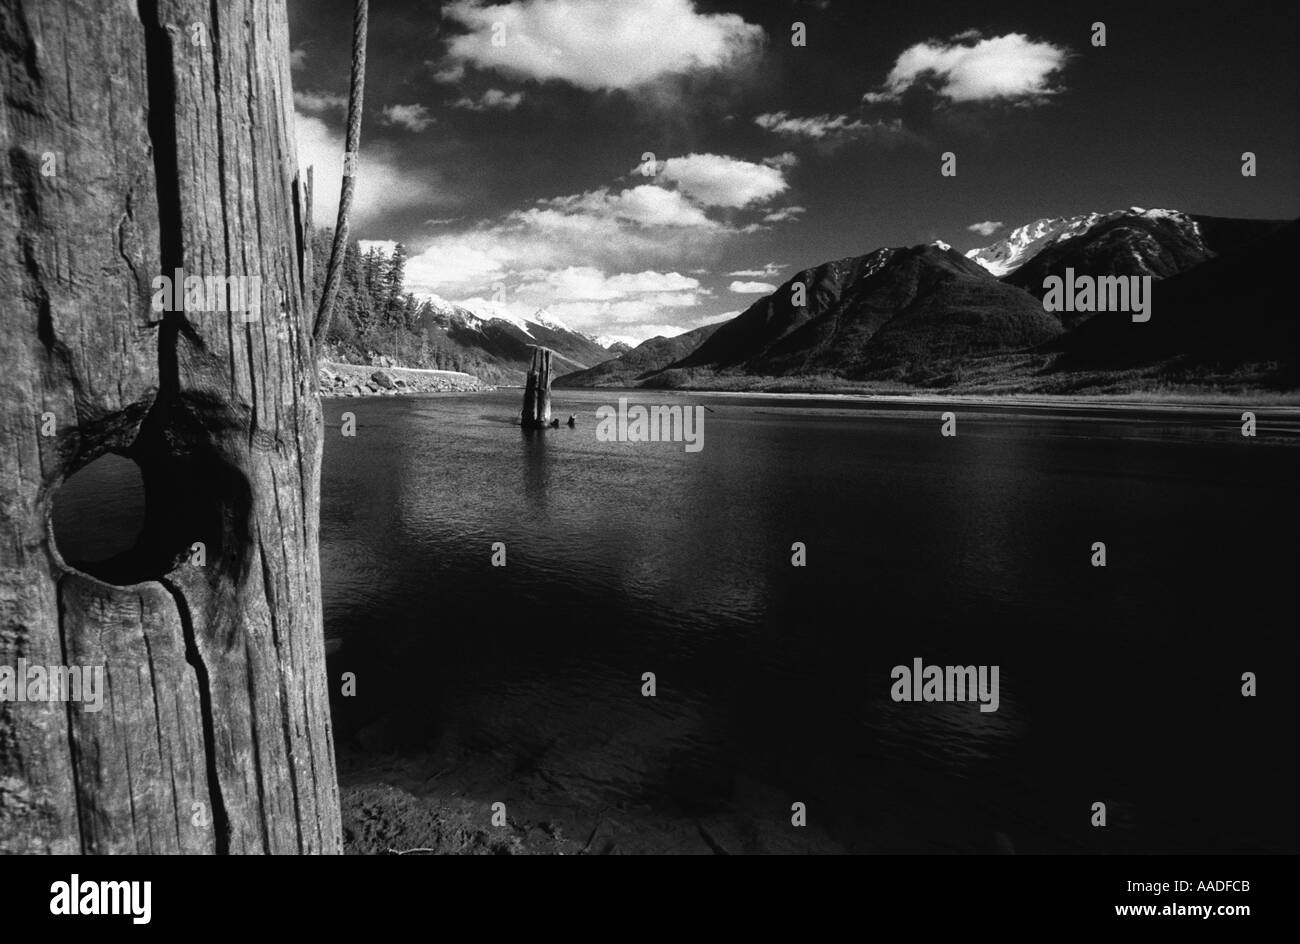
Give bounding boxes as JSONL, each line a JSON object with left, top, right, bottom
{"left": 319, "top": 361, "right": 495, "bottom": 397}
{"left": 337, "top": 752, "right": 851, "bottom": 855}
{"left": 316, "top": 361, "right": 1300, "bottom": 417}
{"left": 665, "top": 388, "right": 1300, "bottom": 415}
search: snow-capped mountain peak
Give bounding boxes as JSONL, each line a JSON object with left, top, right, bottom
{"left": 420, "top": 296, "right": 594, "bottom": 340}
{"left": 965, "top": 208, "right": 1197, "bottom": 277}
{"left": 530, "top": 309, "right": 574, "bottom": 333}
{"left": 422, "top": 293, "right": 486, "bottom": 330}
{"left": 965, "top": 213, "right": 1108, "bottom": 277}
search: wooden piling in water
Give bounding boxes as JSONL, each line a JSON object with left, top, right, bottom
{"left": 521, "top": 346, "right": 554, "bottom": 429}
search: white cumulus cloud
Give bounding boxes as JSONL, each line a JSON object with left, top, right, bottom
{"left": 382, "top": 104, "right": 436, "bottom": 131}
{"left": 864, "top": 32, "right": 1071, "bottom": 104}
{"left": 294, "top": 90, "right": 347, "bottom": 114}
{"left": 517, "top": 266, "right": 701, "bottom": 302}
{"left": 395, "top": 151, "right": 794, "bottom": 337}
{"left": 447, "top": 264, "right": 710, "bottom": 341}
{"left": 440, "top": 0, "right": 764, "bottom": 91}
{"left": 729, "top": 280, "right": 776, "bottom": 294}
{"left": 295, "top": 112, "right": 442, "bottom": 228}
{"left": 537, "top": 185, "right": 718, "bottom": 228}
{"left": 402, "top": 190, "right": 725, "bottom": 298}
{"left": 967, "top": 220, "right": 1005, "bottom": 237}
{"left": 655, "top": 153, "right": 789, "bottom": 208}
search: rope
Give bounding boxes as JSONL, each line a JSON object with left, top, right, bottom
{"left": 313, "top": 0, "right": 369, "bottom": 346}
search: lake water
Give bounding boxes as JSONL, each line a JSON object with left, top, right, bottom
{"left": 51, "top": 389, "right": 1300, "bottom": 853}
{"left": 318, "top": 390, "right": 1299, "bottom": 853}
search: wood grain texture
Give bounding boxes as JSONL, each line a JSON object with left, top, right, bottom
{"left": 0, "top": 0, "right": 341, "bottom": 853}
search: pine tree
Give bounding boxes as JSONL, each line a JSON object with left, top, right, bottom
{"left": 384, "top": 243, "right": 408, "bottom": 326}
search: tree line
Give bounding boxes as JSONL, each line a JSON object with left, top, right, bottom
{"left": 310, "top": 229, "right": 501, "bottom": 377}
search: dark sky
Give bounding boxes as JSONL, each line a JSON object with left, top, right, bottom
{"left": 288, "top": 0, "right": 1300, "bottom": 344}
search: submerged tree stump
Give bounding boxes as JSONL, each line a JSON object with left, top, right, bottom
{"left": 0, "top": 0, "right": 341, "bottom": 852}
{"left": 521, "top": 346, "right": 554, "bottom": 429}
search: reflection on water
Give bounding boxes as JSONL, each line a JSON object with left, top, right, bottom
{"left": 325, "top": 390, "right": 1296, "bottom": 852}
{"left": 521, "top": 426, "right": 551, "bottom": 511}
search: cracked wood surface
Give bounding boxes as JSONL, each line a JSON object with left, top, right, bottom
{"left": 0, "top": 0, "right": 341, "bottom": 853}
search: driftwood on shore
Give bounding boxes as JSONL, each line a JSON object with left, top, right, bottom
{"left": 521, "top": 347, "right": 555, "bottom": 429}
{"left": 0, "top": 1, "right": 341, "bottom": 852}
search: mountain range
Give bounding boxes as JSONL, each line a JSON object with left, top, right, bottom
{"left": 416, "top": 297, "right": 616, "bottom": 384}
{"left": 553, "top": 207, "right": 1298, "bottom": 395}
{"left": 554, "top": 324, "right": 722, "bottom": 388}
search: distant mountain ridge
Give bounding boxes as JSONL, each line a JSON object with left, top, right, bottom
{"left": 556, "top": 206, "right": 1298, "bottom": 394}
{"left": 1051, "top": 218, "right": 1300, "bottom": 382}
{"left": 555, "top": 323, "right": 722, "bottom": 387}
{"left": 417, "top": 295, "right": 617, "bottom": 383}
{"left": 670, "top": 244, "right": 1060, "bottom": 385}
{"left": 966, "top": 211, "right": 1118, "bottom": 277}
{"left": 1002, "top": 210, "right": 1212, "bottom": 327}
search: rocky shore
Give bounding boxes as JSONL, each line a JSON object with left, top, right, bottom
{"left": 339, "top": 775, "right": 852, "bottom": 855}
{"left": 336, "top": 739, "right": 852, "bottom": 855}
{"left": 319, "top": 360, "right": 493, "bottom": 397}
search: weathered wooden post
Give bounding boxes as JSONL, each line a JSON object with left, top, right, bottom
{"left": 0, "top": 0, "right": 341, "bottom": 852}
{"left": 521, "top": 346, "right": 554, "bottom": 429}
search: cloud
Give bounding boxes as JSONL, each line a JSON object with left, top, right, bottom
{"left": 407, "top": 243, "right": 510, "bottom": 294}
{"left": 399, "top": 151, "right": 792, "bottom": 335}
{"left": 537, "top": 185, "right": 718, "bottom": 228}
{"left": 402, "top": 209, "right": 724, "bottom": 337}
{"left": 755, "top": 111, "right": 907, "bottom": 146}
{"left": 402, "top": 203, "right": 706, "bottom": 298}
{"left": 761, "top": 206, "right": 805, "bottom": 224}
{"left": 415, "top": 254, "right": 737, "bottom": 344}
{"left": 727, "top": 262, "right": 786, "bottom": 278}
{"left": 446, "top": 264, "right": 710, "bottom": 341}
{"left": 452, "top": 88, "right": 525, "bottom": 110}
{"left": 336, "top": 147, "right": 789, "bottom": 304}
{"left": 728, "top": 280, "right": 776, "bottom": 294}
{"left": 864, "top": 32, "right": 1071, "bottom": 104}
{"left": 967, "top": 220, "right": 1005, "bottom": 237}
{"left": 541, "top": 299, "right": 698, "bottom": 326}
{"left": 382, "top": 104, "right": 436, "bottom": 131}
{"left": 295, "top": 112, "right": 442, "bottom": 228}
{"left": 429, "top": 61, "right": 467, "bottom": 83}
{"left": 294, "top": 90, "right": 347, "bottom": 114}
{"left": 290, "top": 48, "right": 308, "bottom": 70}
{"left": 515, "top": 266, "right": 701, "bottom": 302}
{"left": 655, "top": 153, "right": 789, "bottom": 208}
{"left": 762, "top": 152, "right": 799, "bottom": 170}
{"left": 440, "top": 0, "right": 764, "bottom": 91}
